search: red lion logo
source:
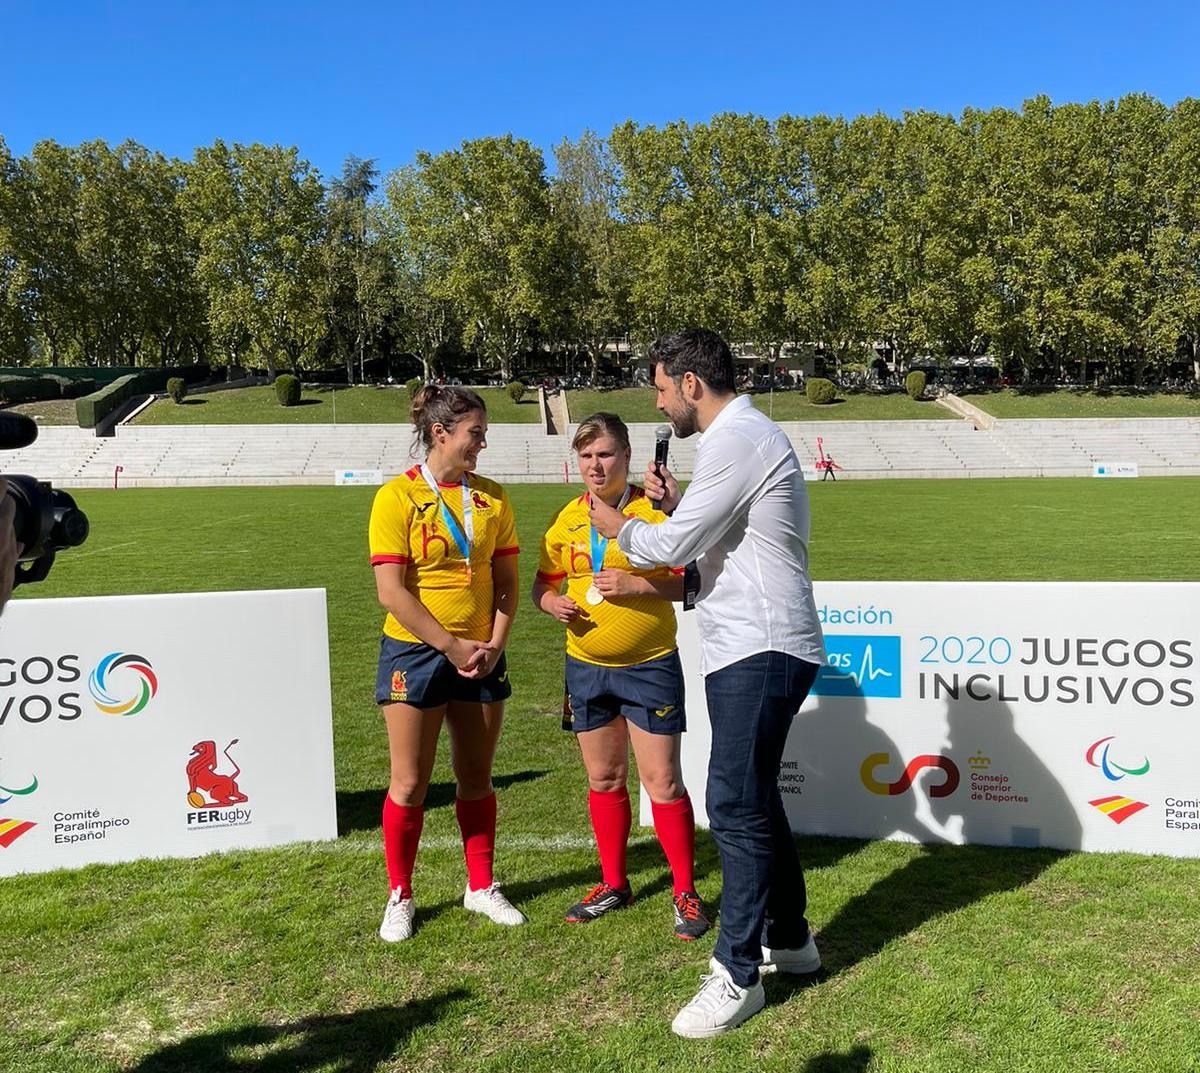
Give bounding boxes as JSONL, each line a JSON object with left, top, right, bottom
{"left": 186, "top": 739, "right": 248, "bottom": 808}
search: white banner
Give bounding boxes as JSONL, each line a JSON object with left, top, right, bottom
{"left": 659, "top": 582, "right": 1200, "bottom": 857}
{"left": 0, "top": 589, "right": 337, "bottom": 876}
{"left": 1093, "top": 463, "right": 1139, "bottom": 478}
{"left": 334, "top": 468, "right": 384, "bottom": 486}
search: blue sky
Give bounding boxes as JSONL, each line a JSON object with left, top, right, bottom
{"left": 2, "top": 1, "right": 1197, "bottom": 180}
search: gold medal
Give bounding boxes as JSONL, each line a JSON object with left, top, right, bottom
{"left": 585, "top": 584, "right": 604, "bottom": 606}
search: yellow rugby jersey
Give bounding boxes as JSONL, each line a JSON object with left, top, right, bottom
{"left": 370, "top": 466, "right": 519, "bottom": 643}
{"left": 536, "top": 486, "right": 682, "bottom": 668}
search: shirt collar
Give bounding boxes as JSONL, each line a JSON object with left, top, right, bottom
{"left": 699, "top": 393, "right": 752, "bottom": 442}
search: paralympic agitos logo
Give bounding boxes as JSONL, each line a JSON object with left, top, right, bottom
{"left": 0, "top": 652, "right": 157, "bottom": 724}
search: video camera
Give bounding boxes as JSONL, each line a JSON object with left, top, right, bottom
{"left": 1, "top": 413, "right": 90, "bottom": 586}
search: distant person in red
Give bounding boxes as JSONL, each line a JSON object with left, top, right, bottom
{"left": 821, "top": 454, "right": 837, "bottom": 481}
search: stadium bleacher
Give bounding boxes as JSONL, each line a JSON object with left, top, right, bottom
{"left": 5, "top": 415, "right": 1199, "bottom": 487}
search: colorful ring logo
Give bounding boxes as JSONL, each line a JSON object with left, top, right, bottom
{"left": 89, "top": 653, "right": 158, "bottom": 716}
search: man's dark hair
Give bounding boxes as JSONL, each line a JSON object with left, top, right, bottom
{"left": 650, "top": 328, "right": 736, "bottom": 394}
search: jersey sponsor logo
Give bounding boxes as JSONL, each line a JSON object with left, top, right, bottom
{"left": 568, "top": 545, "right": 593, "bottom": 574}
{"left": 654, "top": 705, "right": 675, "bottom": 719}
{"left": 419, "top": 523, "right": 452, "bottom": 560}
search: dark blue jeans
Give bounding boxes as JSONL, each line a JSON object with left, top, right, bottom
{"left": 705, "top": 651, "right": 820, "bottom": 987}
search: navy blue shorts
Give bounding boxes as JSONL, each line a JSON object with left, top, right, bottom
{"left": 562, "top": 651, "right": 685, "bottom": 735}
{"left": 375, "top": 636, "right": 512, "bottom": 708}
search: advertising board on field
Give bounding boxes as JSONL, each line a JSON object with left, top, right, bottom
{"left": 0, "top": 589, "right": 337, "bottom": 877}
{"left": 658, "top": 582, "right": 1200, "bottom": 858}
{"left": 334, "top": 468, "right": 384, "bottom": 486}
{"left": 1092, "top": 463, "right": 1139, "bottom": 478}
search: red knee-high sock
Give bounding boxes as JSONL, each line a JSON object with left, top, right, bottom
{"left": 382, "top": 794, "right": 423, "bottom": 898}
{"left": 589, "top": 787, "right": 632, "bottom": 889}
{"left": 651, "top": 793, "right": 696, "bottom": 895}
{"left": 456, "top": 792, "right": 497, "bottom": 892}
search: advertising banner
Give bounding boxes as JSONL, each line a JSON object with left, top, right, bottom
{"left": 334, "top": 469, "right": 384, "bottom": 486}
{"left": 0, "top": 589, "right": 337, "bottom": 876}
{"left": 659, "top": 582, "right": 1200, "bottom": 857}
{"left": 1093, "top": 463, "right": 1139, "bottom": 478}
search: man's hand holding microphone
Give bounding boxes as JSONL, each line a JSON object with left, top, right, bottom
{"left": 645, "top": 424, "right": 681, "bottom": 515}
{"left": 590, "top": 425, "right": 679, "bottom": 538}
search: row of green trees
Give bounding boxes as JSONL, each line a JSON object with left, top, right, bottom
{"left": 2, "top": 94, "right": 1200, "bottom": 385}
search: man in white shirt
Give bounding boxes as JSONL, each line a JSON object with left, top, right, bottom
{"left": 590, "top": 329, "right": 825, "bottom": 1038}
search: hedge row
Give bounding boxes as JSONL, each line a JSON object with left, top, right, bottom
{"left": 73, "top": 366, "right": 211, "bottom": 428}
{"left": 0, "top": 373, "right": 96, "bottom": 403}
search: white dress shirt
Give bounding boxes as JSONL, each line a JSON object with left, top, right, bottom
{"left": 617, "top": 394, "right": 825, "bottom": 675}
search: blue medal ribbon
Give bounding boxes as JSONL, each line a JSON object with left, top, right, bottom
{"left": 588, "top": 485, "right": 633, "bottom": 573}
{"left": 419, "top": 464, "right": 474, "bottom": 576}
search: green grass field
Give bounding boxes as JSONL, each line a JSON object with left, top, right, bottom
{"left": 566, "top": 389, "right": 956, "bottom": 424}
{"left": 132, "top": 386, "right": 543, "bottom": 425}
{"left": 6, "top": 397, "right": 82, "bottom": 426}
{"left": 6, "top": 479, "right": 1200, "bottom": 1073}
{"left": 961, "top": 389, "right": 1200, "bottom": 419}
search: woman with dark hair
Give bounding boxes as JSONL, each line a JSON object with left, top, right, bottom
{"left": 369, "top": 384, "right": 524, "bottom": 942}
{"left": 532, "top": 412, "right": 710, "bottom": 940}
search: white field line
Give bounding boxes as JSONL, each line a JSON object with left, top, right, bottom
{"left": 280, "top": 833, "right": 659, "bottom": 854}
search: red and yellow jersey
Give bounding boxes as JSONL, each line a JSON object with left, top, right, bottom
{"left": 536, "top": 486, "right": 682, "bottom": 668}
{"left": 369, "top": 467, "right": 518, "bottom": 643}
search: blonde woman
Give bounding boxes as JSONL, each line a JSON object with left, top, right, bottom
{"left": 532, "top": 412, "right": 710, "bottom": 940}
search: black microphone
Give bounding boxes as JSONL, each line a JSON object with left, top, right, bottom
{"left": 0, "top": 413, "right": 38, "bottom": 450}
{"left": 651, "top": 425, "right": 672, "bottom": 510}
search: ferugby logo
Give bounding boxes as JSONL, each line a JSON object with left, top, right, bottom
{"left": 186, "top": 739, "right": 251, "bottom": 829}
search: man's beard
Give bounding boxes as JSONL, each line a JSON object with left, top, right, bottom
{"left": 670, "top": 401, "right": 699, "bottom": 438}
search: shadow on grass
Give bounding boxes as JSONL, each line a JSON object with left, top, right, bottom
{"left": 413, "top": 828, "right": 724, "bottom": 924}
{"left": 776, "top": 684, "right": 1078, "bottom": 980}
{"left": 336, "top": 769, "right": 551, "bottom": 834}
{"left": 292, "top": 398, "right": 323, "bottom": 407}
{"left": 781, "top": 841, "right": 1069, "bottom": 984}
{"left": 127, "top": 991, "right": 470, "bottom": 1073}
{"left": 177, "top": 398, "right": 208, "bottom": 406}
{"left": 800, "top": 1045, "right": 873, "bottom": 1073}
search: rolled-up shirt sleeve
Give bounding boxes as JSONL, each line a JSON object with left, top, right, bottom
{"left": 617, "top": 430, "right": 759, "bottom": 568}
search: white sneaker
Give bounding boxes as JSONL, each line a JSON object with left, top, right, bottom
{"left": 671, "top": 958, "right": 765, "bottom": 1039}
{"left": 761, "top": 933, "right": 821, "bottom": 975}
{"left": 463, "top": 882, "right": 527, "bottom": 926}
{"left": 379, "top": 888, "right": 415, "bottom": 942}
